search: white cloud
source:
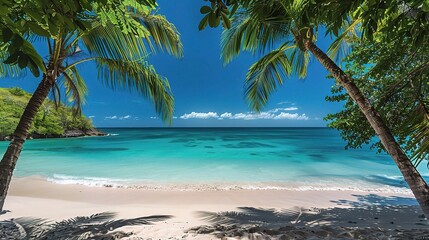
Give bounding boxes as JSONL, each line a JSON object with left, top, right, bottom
{"left": 120, "top": 115, "right": 131, "bottom": 120}
{"left": 88, "top": 116, "right": 95, "bottom": 118}
{"left": 277, "top": 101, "right": 295, "bottom": 105}
{"left": 149, "top": 116, "right": 177, "bottom": 120}
{"left": 180, "top": 112, "right": 219, "bottom": 119}
{"left": 267, "top": 107, "right": 298, "bottom": 113}
{"left": 105, "top": 115, "right": 132, "bottom": 120}
{"left": 228, "top": 112, "right": 274, "bottom": 120}
{"left": 274, "top": 113, "right": 309, "bottom": 120}
{"left": 220, "top": 112, "right": 232, "bottom": 118}
{"left": 180, "top": 108, "right": 309, "bottom": 121}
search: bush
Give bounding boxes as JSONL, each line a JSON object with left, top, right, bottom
{"left": 9, "top": 87, "right": 26, "bottom": 96}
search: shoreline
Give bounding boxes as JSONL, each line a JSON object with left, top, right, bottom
{"left": 0, "top": 127, "right": 106, "bottom": 141}
{"left": 1, "top": 176, "right": 427, "bottom": 239}
{"left": 11, "top": 175, "right": 414, "bottom": 194}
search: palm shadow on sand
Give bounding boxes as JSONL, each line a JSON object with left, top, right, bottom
{"left": 0, "top": 212, "right": 172, "bottom": 240}
{"left": 190, "top": 194, "right": 429, "bottom": 239}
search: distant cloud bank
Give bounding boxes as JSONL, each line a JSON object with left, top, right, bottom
{"left": 180, "top": 112, "right": 219, "bottom": 119}
{"left": 179, "top": 107, "right": 309, "bottom": 121}
{"left": 104, "top": 115, "right": 134, "bottom": 120}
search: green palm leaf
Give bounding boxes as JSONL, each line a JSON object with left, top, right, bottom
{"left": 288, "top": 46, "right": 311, "bottom": 79}
{"left": 50, "top": 82, "right": 62, "bottom": 109}
{"left": 95, "top": 57, "right": 174, "bottom": 123}
{"left": 131, "top": 10, "right": 183, "bottom": 58}
{"left": 60, "top": 66, "right": 88, "bottom": 115}
{"left": 0, "top": 50, "right": 24, "bottom": 77}
{"left": 61, "top": 5, "right": 180, "bottom": 123}
{"left": 245, "top": 44, "right": 294, "bottom": 112}
{"left": 81, "top": 21, "right": 150, "bottom": 61}
{"left": 221, "top": 11, "right": 289, "bottom": 65}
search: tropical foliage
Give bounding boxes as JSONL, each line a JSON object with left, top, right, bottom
{"left": 198, "top": 0, "right": 429, "bottom": 218}
{"left": 200, "top": 0, "right": 429, "bottom": 47}
{"left": 2, "top": 1, "right": 183, "bottom": 121}
{"left": 326, "top": 39, "right": 429, "bottom": 167}
{"left": 0, "top": 87, "right": 92, "bottom": 137}
{"left": 0, "top": 0, "right": 183, "bottom": 211}
{"left": 0, "top": 0, "right": 159, "bottom": 77}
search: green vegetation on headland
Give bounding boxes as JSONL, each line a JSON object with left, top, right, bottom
{"left": 0, "top": 87, "right": 104, "bottom": 140}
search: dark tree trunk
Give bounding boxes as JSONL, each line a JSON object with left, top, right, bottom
{"left": 0, "top": 73, "right": 56, "bottom": 211}
{"left": 305, "top": 40, "right": 429, "bottom": 219}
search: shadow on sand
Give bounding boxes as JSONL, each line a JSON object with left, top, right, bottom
{"left": 0, "top": 212, "right": 172, "bottom": 240}
{"left": 331, "top": 193, "right": 419, "bottom": 207}
{"left": 189, "top": 194, "right": 429, "bottom": 239}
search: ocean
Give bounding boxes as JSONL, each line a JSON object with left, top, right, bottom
{"left": 0, "top": 127, "right": 421, "bottom": 193}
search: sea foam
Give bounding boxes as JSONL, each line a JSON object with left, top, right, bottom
{"left": 48, "top": 174, "right": 129, "bottom": 188}
{"left": 46, "top": 174, "right": 413, "bottom": 194}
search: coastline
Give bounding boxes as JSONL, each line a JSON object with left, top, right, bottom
{"left": 12, "top": 174, "right": 412, "bottom": 194}
{"left": 1, "top": 177, "right": 427, "bottom": 239}
{"left": 0, "top": 127, "right": 106, "bottom": 141}
{"left": 1, "top": 127, "right": 427, "bottom": 238}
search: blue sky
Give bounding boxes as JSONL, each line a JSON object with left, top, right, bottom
{"left": 0, "top": 0, "right": 343, "bottom": 128}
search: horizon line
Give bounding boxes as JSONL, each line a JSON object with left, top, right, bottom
{"left": 96, "top": 126, "right": 331, "bottom": 129}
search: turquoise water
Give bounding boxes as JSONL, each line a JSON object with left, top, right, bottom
{"left": 0, "top": 128, "right": 420, "bottom": 192}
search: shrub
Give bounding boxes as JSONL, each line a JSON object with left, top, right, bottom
{"left": 9, "top": 87, "right": 26, "bottom": 96}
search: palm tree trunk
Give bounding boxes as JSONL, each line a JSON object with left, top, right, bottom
{"left": 305, "top": 40, "right": 429, "bottom": 218}
{"left": 0, "top": 73, "right": 56, "bottom": 211}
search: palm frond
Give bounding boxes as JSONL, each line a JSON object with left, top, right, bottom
{"left": 327, "top": 19, "right": 362, "bottom": 63}
{"left": 245, "top": 44, "right": 294, "bottom": 112}
{"left": 288, "top": 46, "right": 311, "bottom": 79}
{"left": 50, "top": 82, "right": 61, "bottom": 109}
{"left": 78, "top": 0, "right": 178, "bottom": 59}
{"left": 81, "top": 21, "right": 150, "bottom": 61}
{"left": 64, "top": 5, "right": 179, "bottom": 124}
{"left": 0, "top": 50, "right": 24, "bottom": 77}
{"left": 221, "top": 15, "right": 257, "bottom": 64}
{"left": 96, "top": 57, "right": 174, "bottom": 123}
{"left": 221, "top": 11, "right": 289, "bottom": 65}
{"left": 60, "top": 66, "right": 88, "bottom": 115}
{"left": 131, "top": 10, "right": 183, "bottom": 58}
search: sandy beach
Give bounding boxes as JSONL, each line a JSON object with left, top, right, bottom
{"left": 1, "top": 177, "right": 428, "bottom": 239}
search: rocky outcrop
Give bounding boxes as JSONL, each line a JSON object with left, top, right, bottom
{"left": 0, "top": 135, "right": 10, "bottom": 141}
{"left": 63, "top": 128, "right": 106, "bottom": 138}
{"left": 0, "top": 128, "right": 106, "bottom": 141}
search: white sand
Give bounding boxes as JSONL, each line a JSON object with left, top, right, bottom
{"left": 1, "top": 177, "right": 427, "bottom": 239}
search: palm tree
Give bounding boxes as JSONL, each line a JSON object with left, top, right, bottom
{"left": 0, "top": 3, "right": 183, "bottom": 211}
{"left": 220, "top": 1, "right": 429, "bottom": 217}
